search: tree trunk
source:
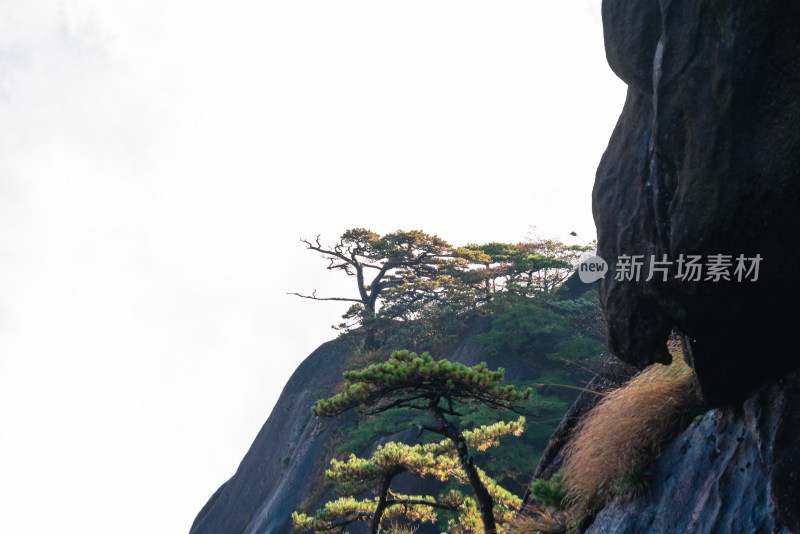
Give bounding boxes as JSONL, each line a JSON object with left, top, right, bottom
{"left": 363, "top": 329, "right": 377, "bottom": 351}
{"left": 361, "top": 302, "right": 378, "bottom": 351}
{"left": 362, "top": 308, "right": 379, "bottom": 350}
{"left": 456, "top": 436, "right": 497, "bottom": 533}
{"left": 429, "top": 404, "right": 496, "bottom": 533}
{"left": 371, "top": 470, "right": 400, "bottom": 534}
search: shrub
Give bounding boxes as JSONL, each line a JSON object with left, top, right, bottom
{"left": 560, "top": 355, "right": 705, "bottom": 509}
{"left": 528, "top": 470, "right": 566, "bottom": 509}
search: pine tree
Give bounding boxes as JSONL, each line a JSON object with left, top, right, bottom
{"left": 300, "top": 350, "right": 533, "bottom": 533}
{"left": 289, "top": 229, "right": 463, "bottom": 348}
{"left": 292, "top": 419, "right": 526, "bottom": 533}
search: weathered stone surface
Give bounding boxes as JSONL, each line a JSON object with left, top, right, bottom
{"left": 189, "top": 340, "right": 357, "bottom": 534}
{"left": 594, "top": 0, "right": 800, "bottom": 405}
{"left": 601, "top": 0, "right": 661, "bottom": 94}
{"left": 584, "top": 367, "right": 800, "bottom": 534}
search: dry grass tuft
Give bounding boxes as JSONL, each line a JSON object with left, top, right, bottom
{"left": 561, "top": 353, "right": 704, "bottom": 510}
{"left": 507, "top": 506, "right": 570, "bottom": 534}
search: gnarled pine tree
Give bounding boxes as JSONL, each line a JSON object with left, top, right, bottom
{"left": 305, "top": 350, "right": 533, "bottom": 533}
{"left": 289, "top": 229, "right": 460, "bottom": 349}
{"left": 292, "top": 418, "right": 526, "bottom": 533}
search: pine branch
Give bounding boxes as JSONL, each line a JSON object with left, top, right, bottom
{"left": 286, "top": 290, "right": 362, "bottom": 304}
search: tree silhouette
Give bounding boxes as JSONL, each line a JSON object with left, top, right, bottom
{"left": 289, "top": 229, "right": 458, "bottom": 348}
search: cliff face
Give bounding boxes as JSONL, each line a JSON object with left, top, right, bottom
{"left": 593, "top": 0, "right": 800, "bottom": 406}
{"left": 584, "top": 1, "right": 800, "bottom": 532}
{"left": 585, "top": 367, "right": 800, "bottom": 534}
{"left": 189, "top": 340, "right": 357, "bottom": 534}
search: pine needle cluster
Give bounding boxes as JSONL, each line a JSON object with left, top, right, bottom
{"left": 312, "top": 350, "right": 532, "bottom": 417}
{"left": 293, "top": 418, "right": 527, "bottom": 533}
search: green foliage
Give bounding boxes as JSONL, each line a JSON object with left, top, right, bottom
{"left": 292, "top": 494, "right": 439, "bottom": 533}
{"left": 313, "top": 351, "right": 531, "bottom": 418}
{"left": 294, "top": 229, "right": 472, "bottom": 349}
{"left": 444, "top": 495, "right": 481, "bottom": 534}
{"left": 297, "top": 421, "right": 527, "bottom": 533}
{"left": 455, "top": 393, "right": 565, "bottom": 493}
{"left": 612, "top": 466, "right": 653, "bottom": 500}
{"left": 534, "top": 370, "right": 572, "bottom": 387}
{"left": 298, "top": 352, "right": 536, "bottom": 533}
{"left": 319, "top": 267, "right": 610, "bottom": 523}
{"left": 333, "top": 386, "right": 568, "bottom": 497}
{"left": 294, "top": 228, "right": 612, "bottom": 532}
{"left": 335, "top": 408, "right": 425, "bottom": 454}
{"left": 547, "top": 296, "right": 597, "bottom": 314}
{"left": 546, "top": 336, "right": 607, "bottom": 366}
{"left": 379, "top": 302, "right": 475, "bottom": 356}
{"left": 329, "top": 418, "right": 526, "bottom": 495}
{"left": 296, "top": 228, "right": 595, "bottom": 352}
{"left": 475, "top": 302, "right": 571, "bottom": 356}
{"left": 529, "top": 470, "right": 566, "bottom": 509}
{"left": 461, "top": 237, "right": 594, "bottom": 297}
{"left": 462, "top": 289, "right": 608, "bottom": 501}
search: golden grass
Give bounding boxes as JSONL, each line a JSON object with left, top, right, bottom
{"left": 507, "top": 506, "right": 570, "bottom": 533}
{"left": 560, "top": 354, "right": 704, "bottom": 510}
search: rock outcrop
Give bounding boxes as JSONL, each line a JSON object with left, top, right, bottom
{"left": 584, "top": 367, "right": 800, "bottom": 534}
{"left": 189, "top": 340, "right": 358, "bottom": 534}
{"left": 593, "top": 0, "right": 800, "bottom": 405}
{"left": 575, "top": 2, "right": 800, "bottom": 531}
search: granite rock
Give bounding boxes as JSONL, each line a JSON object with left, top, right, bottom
{"left": 584, "top": 368, "right": 800, "bottom": 533}
{"left": 594, "top": 0, "right": 800, "bottom": 405}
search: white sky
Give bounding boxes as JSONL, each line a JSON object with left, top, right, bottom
{"left": 0, "top": 2, "right": 625, "bottom": 533}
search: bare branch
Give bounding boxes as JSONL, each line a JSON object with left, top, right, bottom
{"left": 300, "top": 236, "right": 353, "bottom": 266}
{"left": 287, "top": 290, "right": 363, "bottom": 304}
